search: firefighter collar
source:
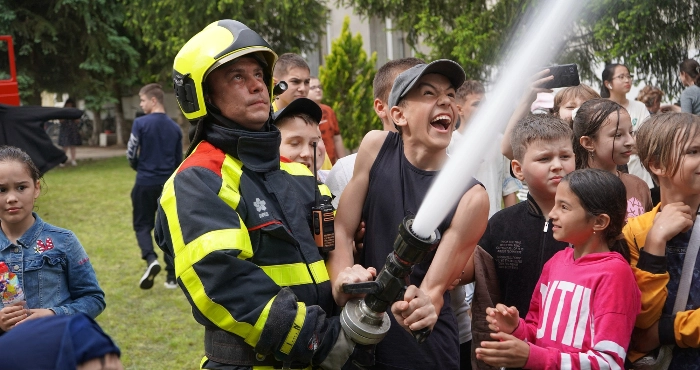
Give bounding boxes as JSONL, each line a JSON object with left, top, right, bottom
{"left": 203, "top": 117, "right": 281, "bottom": 173}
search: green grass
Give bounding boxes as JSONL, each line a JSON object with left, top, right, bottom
{"left": 37, "top": 156, "right": 203, "bottom": 369}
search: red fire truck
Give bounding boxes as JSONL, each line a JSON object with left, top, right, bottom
{"left": 0, "top": 35, "right": 20, "bottom": 106}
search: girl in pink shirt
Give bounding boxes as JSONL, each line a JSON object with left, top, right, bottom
{"left": 476, "top": 169, "right": 641, "bottom": 369}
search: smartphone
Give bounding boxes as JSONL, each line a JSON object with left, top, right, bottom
{"left": 541, "top": 64, "right": 580, "bottom": 89}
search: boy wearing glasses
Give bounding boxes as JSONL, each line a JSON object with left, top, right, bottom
{"left": 309, "top": 76, "right": 347, "bottom": 163}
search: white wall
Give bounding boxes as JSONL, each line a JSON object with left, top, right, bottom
{"left": 121, "top": 92, "right": 181, "bottom": 121}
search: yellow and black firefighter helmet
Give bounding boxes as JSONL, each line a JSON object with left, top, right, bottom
{"left": 172, "top": 20, "right": 278, "bottom": 122}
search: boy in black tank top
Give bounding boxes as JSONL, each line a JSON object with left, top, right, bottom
{"left": 329, "top": 60, "right": 490, "bottom": 369}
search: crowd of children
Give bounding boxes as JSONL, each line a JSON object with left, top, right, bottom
{"left": 1, "top": 19, "right": 700, "bottom": 368}
{"left": 271, "top": 54, "right": 700, "bottom": 369}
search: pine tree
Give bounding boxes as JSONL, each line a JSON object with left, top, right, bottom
{"left": 319, "top": 17, "right": 380, "bottom": 152}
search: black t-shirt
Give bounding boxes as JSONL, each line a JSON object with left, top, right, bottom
{"left": 360, "top": 132, "right": 480, "bottom": 370}
{"left": 478, "top": 194, "right": 569, "bottom": 317}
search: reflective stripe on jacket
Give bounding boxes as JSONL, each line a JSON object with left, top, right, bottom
{"left": 156, "top": 139, "right": 336, "bottom": 363}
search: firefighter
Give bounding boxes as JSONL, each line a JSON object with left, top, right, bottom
{"left": 155, "top": 20, "right": 436, "bottom": 369}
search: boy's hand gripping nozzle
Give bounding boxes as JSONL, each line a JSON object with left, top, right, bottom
{"left": 340, "top": 215, "right": 440, "bottom": 345}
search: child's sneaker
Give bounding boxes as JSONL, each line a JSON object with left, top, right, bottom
{"left": 164, "top": 277, "right": 177, "bottom": 289}
{"left": 139, "top": 260, "right": 161, "bottom": 289}
{"left": 71, "top": 160, "right": 77, "bottom": 166}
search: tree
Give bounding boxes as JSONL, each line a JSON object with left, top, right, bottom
{"left": 0, "top": 0, "right": 140, "bottom": 145}
{"left": 567, "top": 0, "right": 700, "bottom": 98}
{"left": 123, "top": 0, "right": 329, "bottom": 82}
{"left": 319, "top": 17, "right": 379, "bottom": 151}
{"left": 0, "top": 0, "right": 139, "bottom": 106}
{"left": 342, "top": 0, "right": 700, "bottom": 99}
{"left": 337, "top": 0, "right": 530, "bottom": 82}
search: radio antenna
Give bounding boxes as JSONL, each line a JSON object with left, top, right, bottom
{"left": 312, "top": 141, "right": 320, "bottom": 205}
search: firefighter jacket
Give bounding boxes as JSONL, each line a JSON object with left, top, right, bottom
{"left": 155, "top": 115, "right": 359, "bottom": 369}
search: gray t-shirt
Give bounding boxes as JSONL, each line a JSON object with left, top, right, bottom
{"left": 681, "top": 85, "right": 700, "bottom": 115}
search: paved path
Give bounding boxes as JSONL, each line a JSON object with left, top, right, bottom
{"left": 73, "top": 145, "right": 127, "bottom": 160}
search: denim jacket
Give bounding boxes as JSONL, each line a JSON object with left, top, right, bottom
{"left": 0, "top": 213, "right": 105, "bottom": 318}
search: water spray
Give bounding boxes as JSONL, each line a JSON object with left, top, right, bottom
{"left": 411, "top": 0, "right": 588, "bottom": 238}
{"left": 338, "top": 0, "right": 588, "bottom": 348}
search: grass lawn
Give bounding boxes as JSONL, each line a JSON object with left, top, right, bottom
{"left": 37, "top": 156, "right": 203, "bottom": 369}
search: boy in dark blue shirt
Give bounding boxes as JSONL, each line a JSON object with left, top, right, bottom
{"left": 126, "top": 83, "right": 183, "bottom": 289}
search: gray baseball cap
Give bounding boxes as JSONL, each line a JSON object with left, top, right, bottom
{"left": 388, "top": 59, "right": 466, "bottom": 108}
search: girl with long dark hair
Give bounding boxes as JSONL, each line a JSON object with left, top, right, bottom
{"left": 477, "top": 169, "right": 640, "bottom": 369}
{"left": 573, "top": 99, "right": 653, "bottom": 219}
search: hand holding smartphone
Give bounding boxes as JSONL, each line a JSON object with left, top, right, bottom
{"left": 541, "top": 64, "right": 580, "bottom": 89}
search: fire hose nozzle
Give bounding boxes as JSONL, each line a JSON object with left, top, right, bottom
{"left": 342, "top": 281, "right": 382, "bottom": 295}
{"left": 340, "top": 216, "right": 440, "bottom": 345}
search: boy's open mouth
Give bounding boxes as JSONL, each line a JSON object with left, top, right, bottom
{"left": 430, "top": 115, "right": 451, "bottom": 131}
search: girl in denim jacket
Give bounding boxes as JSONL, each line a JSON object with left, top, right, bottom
{"left": 0, "top": 146, "right": 105, "bottom": 333}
